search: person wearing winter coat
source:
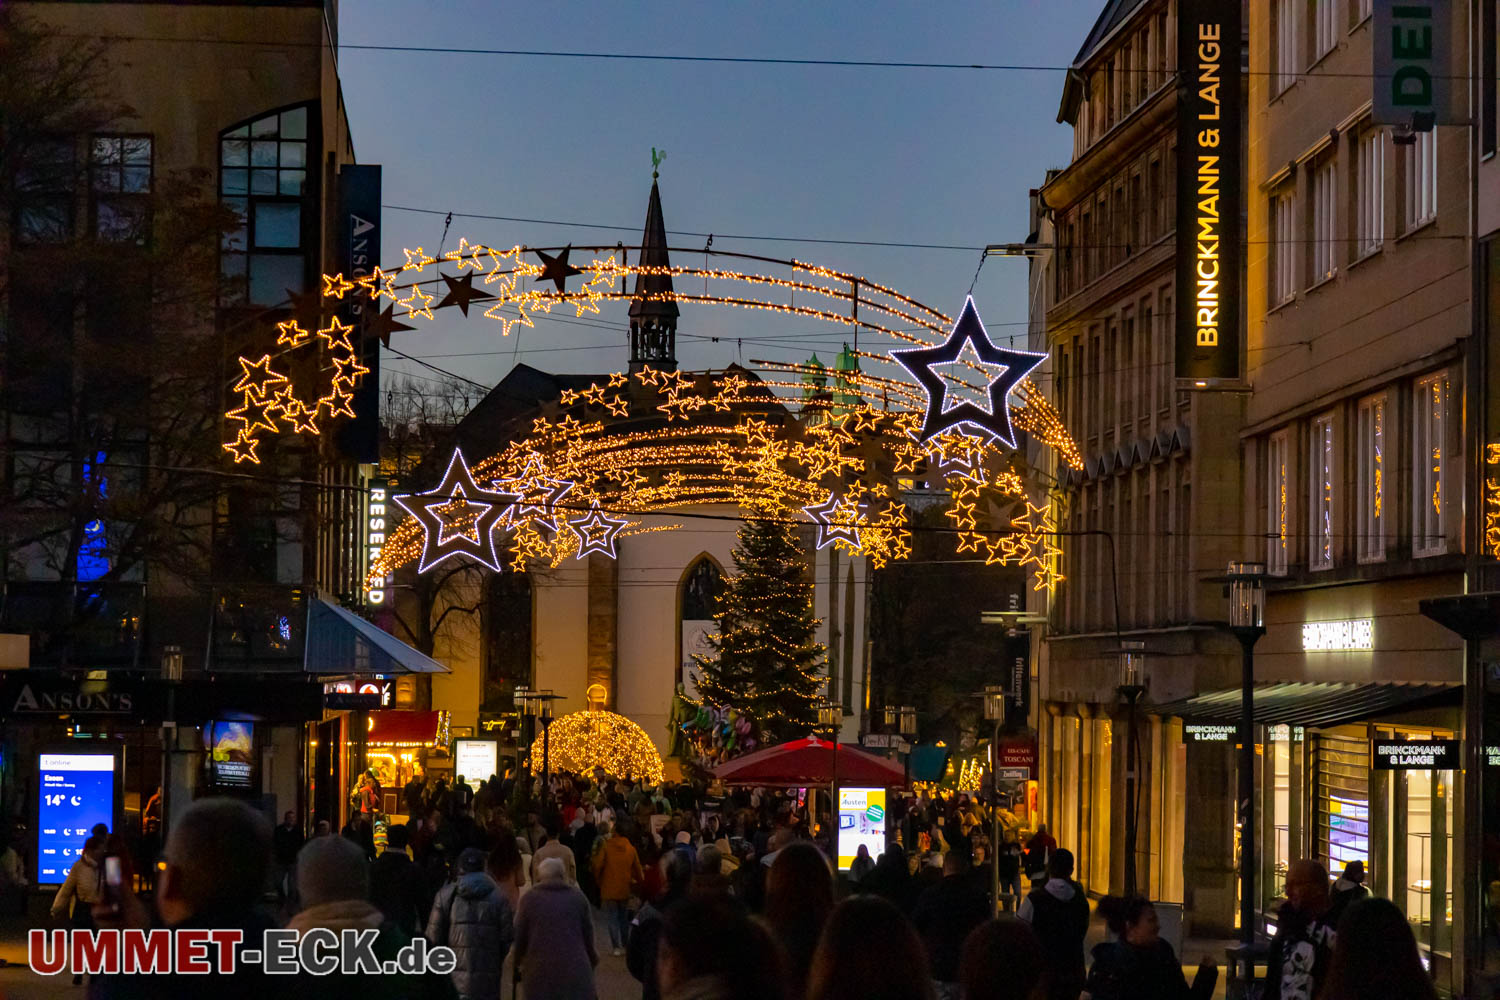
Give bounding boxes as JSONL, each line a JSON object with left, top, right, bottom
{"left": 1017, "top": 849, "right": 1089, "bottom": 1000}
{"left": 1263, "top": 860, "right": 1338, "bottom": 1000}
{"left": 369, "top": 824, "right": 429, "bottom": 936}
{"left": 594, "top": 821, "right": 644, "bottom": 954}
{"left": 426, "top": 848, "right": 515, "bottom": 1000}
{"left": 1083, "top": 895, "right": 1217, "bottom": 1000}
{"left": 515, "top": 857, "right": 599, "bottom": 1000}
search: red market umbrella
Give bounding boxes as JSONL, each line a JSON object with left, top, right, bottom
{"left": 713, "top": 736, "right": 907, "bottom": 787}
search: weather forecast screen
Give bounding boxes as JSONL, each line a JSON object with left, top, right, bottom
{"left": 37, "top": 753, "right": 115, "bottom": 885}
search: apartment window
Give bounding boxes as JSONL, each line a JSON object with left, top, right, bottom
{"left": 1122, "top": 44, "right": 1133, "bottom": 113}
{"left": 89, "top": 135, "right": 152, "bottom": 243}
{"left": 1156, "top": 13, "right": 1169, "bottom": 83}
{"left": 1309, "top": 414, "right": 1336, "bottom": 570}
{"left": 1148, "top": 158, "right": 1162, "bottom": 239}
{"left": 1314, "top": 0, "right": 1337, "bottom": 60}
{"left": 1403, "top": 129, "right": 1437, "bottom": 230}
{"left": 1356, "top": 394, "right": 1388, "bottom": 563}
{"left": 1131, "top": 172, "right": 1144, "bottom": 251}
{"left": 1267, "top": 430, "right": 1290, "bottom": 575}
{"left": 1276, "top": 0, "right": 1300, "bottom": 92}
{"left": 1413, "top": 371, "right": 1451, "bottom": 556}
{"left": 1273, "top": 190, "right": 1297, "bottom": 303}
{"left": 1312, "top": 161, "right": 1337, "bottom": 282}
{"left": 1355, "top": 130, "right": 1385, "bottom": 257}
{"left": 1353, "top": 0, "right": 1373, "bottom": 23}
{"left": 219, "top": 104, "right": 313, "bottom": 308}
{"left": 14, "top": 136, "right": 76, "bottom": 244}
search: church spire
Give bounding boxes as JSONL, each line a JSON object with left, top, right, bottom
{"left": 628, "top": 174, "right": 679, "bottom": 371}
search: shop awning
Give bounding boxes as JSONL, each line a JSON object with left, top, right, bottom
{"left": 304, "top": 599, "right": 449, "bottom": 675}
{"left": 367, "top": 710, "right": 445, "bottom": 747}
{"left": 1149, "top": 681, "right": 1459, "bottom": 729}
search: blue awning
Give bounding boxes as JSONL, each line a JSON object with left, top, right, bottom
{"left": 304, "top": 598, "right": 449, "bottom": 675}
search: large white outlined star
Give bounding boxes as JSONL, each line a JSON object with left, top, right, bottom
{"left": 392, "top": 448, "right": 517, "bottom": 573}
{"left": 890, "top": 296, "right": 1046, "bottom": 448}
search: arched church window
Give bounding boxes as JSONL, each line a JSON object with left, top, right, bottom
{"left": 482, "top": 570, "right": 532, "bottom": 713}
{"left": 679, "top": 556, "right": 723, "bottom": 699}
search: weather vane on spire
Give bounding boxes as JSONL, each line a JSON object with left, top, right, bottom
{"left": 651, "top": 147, "right": 666, "bottom": 180}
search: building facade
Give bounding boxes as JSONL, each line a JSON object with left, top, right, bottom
{"left": 0, "top": 0, "right": 397, "bottom": 866}
{"left": 1032, "top": 0, "right": 1246, "bottom": 931}
{"left": 1232, "top": 0, "right": 1471, "bottom": 989}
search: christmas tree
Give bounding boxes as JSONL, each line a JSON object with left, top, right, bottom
{"left": 693, "top": 515, "right": 826, "bottom": 743}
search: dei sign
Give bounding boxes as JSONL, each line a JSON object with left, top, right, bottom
{"left": 1373, "top": 1, "right": 1454, "bottom": 126}
{"left": 1176, "top": 0, "right": 1242, "bottom": 386}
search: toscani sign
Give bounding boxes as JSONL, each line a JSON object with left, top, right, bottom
{"left": 1175, "top": 0, "right": 1242, "bottom": 386}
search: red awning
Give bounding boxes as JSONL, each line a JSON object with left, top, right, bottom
{"left": 713, "top": 736, "right": 907, "bottom": 787}
{"left": 366, "top": 710, "right": 441, "bottom": 747}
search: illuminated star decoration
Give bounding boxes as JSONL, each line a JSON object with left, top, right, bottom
{"left": 498, "top": 457, "right": 575, "bottom": 532}
{"left": 391, "top": 448, "right": 518, "bottom": 573}
{"left": 534, "top": 245, "right": 583, "bottom": 291}
{"left": 890, "top": 295, "right": 1046, "bottom": 448}
{"left": 803, "top": 490, "right": 863, "bottom": 551}
{"left": 567, "top": 501, "right": 629, "bottom": 560}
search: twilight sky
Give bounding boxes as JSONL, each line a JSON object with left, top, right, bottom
{"left": 335, "top": 0, "right": 1105, "bottom": 391}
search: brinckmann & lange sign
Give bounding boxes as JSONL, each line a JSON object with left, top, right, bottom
{"left": 1176, "top": 0, "right": 1242, "bottom": 386}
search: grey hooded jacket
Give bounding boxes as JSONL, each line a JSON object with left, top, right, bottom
{"left": 426, "top": 871, "right": 514, "bottom": 1000}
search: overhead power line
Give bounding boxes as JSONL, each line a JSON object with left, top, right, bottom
{"left": 63, "top": 34, "right": 1485, "bottom": 82}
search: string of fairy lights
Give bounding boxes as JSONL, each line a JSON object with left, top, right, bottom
{"left": 223, "top": 241, "right": 1084, "bottom": 593}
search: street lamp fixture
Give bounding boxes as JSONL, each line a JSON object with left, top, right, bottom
{"left": 981, "top": 685, "right": 1008, "bottom": 914}
{"left": 817, "top": 698, "right": 842, "bottom": 739}
{"left": 899, "top": 705, "right": 918, "bottom": 739}
{"left": 1117, "top": 641, "right": 1147, "bottom": 898}
{"left": 1210, "top": 560, "right": 1268, "bottom": 948}
{"left": 882, "top": 705, "right": 898, "bottom": 730}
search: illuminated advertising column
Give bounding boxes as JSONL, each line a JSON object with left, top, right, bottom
{"left": 836, "top": 787, "right": 887, "bottom": 871}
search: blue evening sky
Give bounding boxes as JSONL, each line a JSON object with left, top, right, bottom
{"left": 336, "top": 1, "right": 1104, "bottom": 389}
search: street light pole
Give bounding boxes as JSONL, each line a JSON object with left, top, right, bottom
{"left": 982, "top": 684, "right": 1007, "bottom": 915}
{"left": 1117, "top": 641, "right": 1147, "bottom": 898}
{"left": 1223, "top": 562, "right": 1267, "bottom": 947}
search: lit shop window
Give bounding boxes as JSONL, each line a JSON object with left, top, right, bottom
{"left": 1356, "top": 394, "right": 1387, "bottom": 563}
{"left": 1309, "top": 415, "right": 1336, "bottom": 571}
{"left": 1266, "top": 430, "right": 1290, "bottom": 575}
{"left": 1413, "top": 371, "right": 1451, "bottom": 557}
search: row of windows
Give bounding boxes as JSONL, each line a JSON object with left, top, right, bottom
{"left": 1269, "top": 128, "right": 1437, "bottom": 305}
{"left": 1077, "top": 7, "right": 1172, "bottom": 154}
{"left": 1262, "top": 369, "right": 1456, "bottom": 575}
{"left": 1054, "top": 141, "right": 1174, "bottom": 301}
{"left": 1274, "top": 0, "right": 1373, "bottom": 94}
{"left": 1054, "top": 282, "right": 1187, "bottom": 447}
{"left": 1061, "top": 459, "right": 1192, "bottom": 632}
{"left": 12, "top": 134, "right": 154, "bottom": 246}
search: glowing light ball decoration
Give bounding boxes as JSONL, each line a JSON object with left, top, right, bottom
{"left": 528, "top": 710, "right": 665, "bottom": 784}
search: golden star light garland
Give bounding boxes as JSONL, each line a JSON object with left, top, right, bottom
{"left": 228, "top": 242, "right": 1081, "bottom": 591}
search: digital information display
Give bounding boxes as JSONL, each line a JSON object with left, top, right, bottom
{"left": 453, "top": 739, "right": 498, "bottom": 790}
{"left": 37, "top": 753, "right": 115, "bottom": 885}
{"left": 836, "top": 787, "right": 887, "bottom": 872}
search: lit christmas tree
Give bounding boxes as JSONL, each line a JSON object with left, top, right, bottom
{"left": 693, "top": 515, "right": 826, "bottom": 744}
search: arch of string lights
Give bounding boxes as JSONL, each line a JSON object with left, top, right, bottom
{"left": 223, "top": 241, "right": 1083, "bottom": 591}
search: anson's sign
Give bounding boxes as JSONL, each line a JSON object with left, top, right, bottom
{"left": 1175, "top": 0, "right": 1242, "bottom": 386}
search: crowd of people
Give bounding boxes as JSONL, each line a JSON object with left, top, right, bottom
{"left": 33, "top": 765, "right": 1445, "bottom": 1000}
